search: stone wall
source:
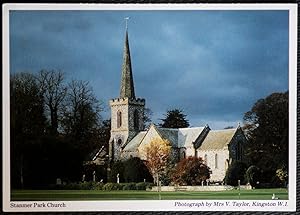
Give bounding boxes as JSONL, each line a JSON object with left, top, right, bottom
{"left": 197, "top": 149, "right": 229, "bottom": 182}
{"left": 150, "top": 185, "right": 234, "bottom": 192}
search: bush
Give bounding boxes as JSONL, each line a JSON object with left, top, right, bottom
{"left": 122, "top": 183, "right": 136, "bottom": 190}
{"left": 245, "top": 165, "right": 260, "bottom": 187}
{"left": 135, "top": 182, "right": 147, "bottom": 190}
{"left": 224, "top": 161, "right": 247, "bottom": 186}
{"left": 103, "top": 183, "right": 121, "bottom": 191}
{"left": 123, "top": 157, "right": 153, "bottom": 183}
{"left": 135, "top": 182, "right": 153, "bottom": 190}
{"left": 92, "top": 182, "right": 104, "bottom": 190}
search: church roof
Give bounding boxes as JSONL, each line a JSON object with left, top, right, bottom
{"left": 123, "top": 131, "right": 147, "bottom": 152}
{"left": 156, "top": 127, "right": 178, "bottom": 147}
{"left": 178, "top": 127, "right": 206, "bottom": 148}
{"left": 120, "top": 30, "right": 135, "bottom": 99}
{"left": 198, "top": 128, "right": 237, "bottom": 150}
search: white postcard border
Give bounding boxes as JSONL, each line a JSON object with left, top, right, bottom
{"left": 2, "top": 3, "right": 298, "bottom": 212}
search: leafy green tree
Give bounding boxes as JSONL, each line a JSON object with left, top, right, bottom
{"left": 275, "top": 166, "right": 288, "bottom": 187}
{"left": 243, "top": 92, "right": 288, "bottom": 185}
{"left": 109, "top": 160, "right": 125, "bottom": 183}
{"left": 172, "top": 156, "right": 210, "bottom": 186}
{"left": 224, "top": 161, "right": 247, "bottom": 186}
{"left": 123, "top": 157, "right": 153, "bottom": 182}
{"left": 159, "top": 109, "right": 189, "bottom": 128}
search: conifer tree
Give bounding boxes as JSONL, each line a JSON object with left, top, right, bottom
{"left": 159, "top": 109, "right": 189, "bottom": 128}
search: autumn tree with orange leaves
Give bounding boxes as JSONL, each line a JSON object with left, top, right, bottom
{"left": 139, "top": 138, "right": 171, "bottom": 185}
{"left": 172, "top": 156, "right": 210, "bottom": 186}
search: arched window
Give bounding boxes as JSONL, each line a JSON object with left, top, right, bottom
{"left": 182, "top": 151, "right": 186, "bottom": 159}
{"left": 117, "top": 111, "right": 122, "bottom": 128}
{"left": 215, "top": 154, "right": 218, "bottom": 169}
{"left": 204, "top": 154, "right": 208, "bottom": 165}
{"left": 225, "top": 159, "right": 229, "bottom": 171}
{"left": 236, "top": 142, "right": 241, "bottom": 160}
{"left": 117, "top": 139, "right": 122, "bottom": 145}
{"left": 134, "top": 110, "right": 139, "bottom": 130}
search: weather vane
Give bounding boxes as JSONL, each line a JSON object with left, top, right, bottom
{"left": 125, "top": 17, "right": 130, "bottom": 30}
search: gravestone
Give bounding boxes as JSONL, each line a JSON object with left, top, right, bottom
{"left": 93, "top": 171, "right": 96, "bottom": 182}
{"left": 56, "top": 178, "right": 62, "bottom": 185}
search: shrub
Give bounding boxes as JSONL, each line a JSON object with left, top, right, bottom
{"left": 135, "top": 182, "right": 153, "bottom": 190}
{"left": 92, "top": 182, "right": 104, "bottom": 190}
{"left": 64, "top": 182, "right": 80, "bottom": 190}
{"left": 78, "top": 181, "right": 95, "bottom": 190}
{"left": 224, "top": 161, "right": 247, "bottom": 186}
{"left": 123, "top": 157, "right": 153, "bottom": 183}
{"left": 136, "top": 182, "right": 146, "bottom": 190}
{"left": 122, "top": 183, "right": 136, "bottom": 190}
{"left": 103, "top": 183, "right": 121, "bottom": 191}
{"left": 245, "top": 165, "right": 260, "bottom": 187}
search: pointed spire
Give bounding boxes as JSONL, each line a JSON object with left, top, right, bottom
{"left": 120, "top": 19, "right": 135, "bottom": 99}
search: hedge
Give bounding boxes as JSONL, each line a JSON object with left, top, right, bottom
{"left": 49, "top": 182, "right": 153, "bottom": 191}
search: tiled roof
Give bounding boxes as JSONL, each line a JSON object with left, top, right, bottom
{"left": 199, "top": 128, "right": 237, "bottom": 150}
{"left": 156, "top": 127, "right": 178, "bottom": 147}
{"left": 178, "top": 127, "right": 205, "bottom": 148}
{"left": 123, "top": 131, "right": 147, "bottom": 152}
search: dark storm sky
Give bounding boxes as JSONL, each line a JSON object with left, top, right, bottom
{"left": 9, "top": 10, "right": 289, "bottom": 129}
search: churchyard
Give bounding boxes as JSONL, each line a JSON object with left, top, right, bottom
{"left": 11, "top": 188, "right": 288, "bottom": 201}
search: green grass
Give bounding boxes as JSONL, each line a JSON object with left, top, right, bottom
{"left": 11, "top": 188, "right": 288, "bottom": 201}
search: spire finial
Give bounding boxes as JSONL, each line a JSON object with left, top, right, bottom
{"left": 125, "top": 17, "right": 130, "bottom": 30}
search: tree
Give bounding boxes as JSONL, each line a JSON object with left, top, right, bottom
{"left": 275, "top": 166, "right": 288, "bottom": 187}
{"left": 123, "top": 157, "right": 153, "bottom": 182}
{"left": 139, "top": 138, "right": 171, "bottom": 184}
{"left": 38, "top": 70, "right": 67, "bottom": 134}
{"left": 62, "top": 80, "right": 103, "bottom": 155}
{"left": 143, "top": 107, "right": 153, "bottom": 129}
{"left": 109, "top": 160, "right": 125, "bottom": 183}
{"left": 172, "top": 156, "right": 210, "bottom": 186}
{"left": 159, "top": 109, "right": 189, "bottom": 128}
{"left": 10, "top": 73, "right": 47, "bottom": 188}
{"left": 98, "top": 119, "right": 111, "bottom": 151}
{"left": 224, "top": 161, "right": 247, "bottom": 186}
{"left": 243, "top": 92, "right": 288, "bottom": 185}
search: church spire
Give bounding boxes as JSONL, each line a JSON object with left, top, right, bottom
{"left": 120, "top": 18, "right": 135, "bottom": 99}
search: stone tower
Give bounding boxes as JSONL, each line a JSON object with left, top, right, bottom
{"left": 108, "top": 29, "right": 145, "bottom": 162}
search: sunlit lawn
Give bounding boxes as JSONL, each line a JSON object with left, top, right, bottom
{"left": 11, "top": 188, "right": 288, "bottom": 201}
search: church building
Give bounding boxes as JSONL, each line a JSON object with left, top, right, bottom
{"left": 107, "top": 28, "right": 248, "bottom": 183}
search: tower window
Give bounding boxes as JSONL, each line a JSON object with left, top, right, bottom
{"left": 117, "top": 139, "right": 122, "bottom": 145}
{"left": 182, "top": 151, "right": 186, "bottom": 159}
{"left": 134, "top": 109, "right": 139, "bottom": 130}
{"left": 204, "top": 154, "right": 208, "bottom": 165}
{"left": 215, "top": 154, "right": 218, "bottom": 169}
{"left": 117, "top": 111, "right": 122, "bottom": 128}
{"left": 236, "top": 142, "right": 241, "bottom": 160}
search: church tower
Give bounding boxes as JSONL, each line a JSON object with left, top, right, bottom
{"left": 108, "top": 26, "right": 145, "bottom": 162}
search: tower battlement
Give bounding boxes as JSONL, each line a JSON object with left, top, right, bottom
{"left": 110, "top": 97, "right": 145, "bottom": 106}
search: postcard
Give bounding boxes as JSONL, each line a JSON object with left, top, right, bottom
{"left": 2, "top": 3, "right": 297, "bottom": 212}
